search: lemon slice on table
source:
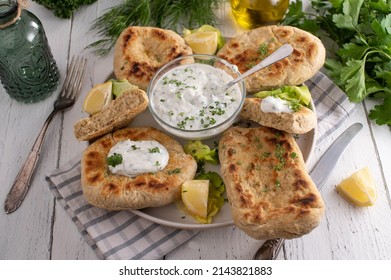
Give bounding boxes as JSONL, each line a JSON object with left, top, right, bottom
{"left": 184, "top": 32, "right": 218, "bottom": 55}
{"left": 336, "top": 167, "right": 377, "bottom": 207}
{"left": 182, "top": 180, "right": 209, "bottom": 219}
{"left": 83, "top": 81, "right": 113, "bottom": 115}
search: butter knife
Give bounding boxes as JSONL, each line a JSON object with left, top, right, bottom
{"left": 253, "top": 122, "right": 363, "bottom": 260}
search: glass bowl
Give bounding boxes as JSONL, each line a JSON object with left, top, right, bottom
{"left": 147, "top": 54, "right": 246, "bottom": 140}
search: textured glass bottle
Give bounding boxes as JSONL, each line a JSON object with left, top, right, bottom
{"left": 0, "top": 0, "right": 60, "bottom": 102}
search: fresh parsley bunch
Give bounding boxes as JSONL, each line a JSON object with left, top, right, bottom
{"left": 283, "top": 0, "right": 391, "bottom": 127}
{"left": 33, "top": 0, "right": 97, "bottom": 18}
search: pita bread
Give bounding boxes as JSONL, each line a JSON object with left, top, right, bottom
{"left": 74, "top": 87, "right": 148, "bottom": 141}
{"left": 219, "top": 126, "right": 324, "bottom": 240}
{"left": 240, "top": 98, "right": 317, "bottom": 134}
{"left": 113, "top": 26, "right": 193, "bottom": 90}
{"left": 81, "top": 127, "right": 197, "bottom": 210}
{"left": 217, "top": 25, "right": 326, "bottom": 93}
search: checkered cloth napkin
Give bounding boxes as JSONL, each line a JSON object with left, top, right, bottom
{"left": 46, "top": 71, "right": 356, "bottom": 260}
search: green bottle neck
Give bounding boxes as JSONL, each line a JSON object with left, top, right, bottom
{"left": 0, "top": 0, "right": 18, "bottom": 26}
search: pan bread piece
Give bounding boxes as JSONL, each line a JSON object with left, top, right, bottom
{"left": 81, "top": 127, "right": 197, "bottom": 210}
{"left": 217, "top": 25, "right": 326, "bottom": 93}
{"left": 240, "top": 97, "right": 317, "bottom": 134}
{"left": 74, "top": 87, "right": 148, "bottom": 141}
{"left": 113, "top": 26, "right": 193, "bottom": 90}
{"left": 219, "top": 126, "right": 324, "bottom": 240}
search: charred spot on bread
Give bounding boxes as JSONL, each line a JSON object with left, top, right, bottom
{"left": 81, "top": 127, "right": 197, "bottom": 210}
{"left": 219, "top": 126, "right": 324, "bottom": 240}
{"left": 103, "top": 182, "right": 121, "bottom": 195}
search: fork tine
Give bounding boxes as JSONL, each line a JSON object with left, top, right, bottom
{"left": 62, "top": 56, "right": 81, "bottom": 97}
{"left": 59, "top": 56, "right": 76, "bottom": 97}
{"left": 68, "top": 58, "right": 87, "bottom": 101}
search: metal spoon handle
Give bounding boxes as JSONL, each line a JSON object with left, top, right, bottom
{"left": 224, "top": 44, "right": 294, "bottom": 90}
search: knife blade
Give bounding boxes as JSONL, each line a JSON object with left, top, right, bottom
{"left": 253, "top": 122, "right": 363, "bottom": 260}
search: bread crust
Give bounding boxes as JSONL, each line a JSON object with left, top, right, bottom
{"left": 113, "top": 26, "right": 193, "bottom": 90}
{"left": 81, "top": 127, "right": 197, "bottom": 210}
{"left": 240, "top": 98, "right": 317, "bottom": 134}
{"left": 219, "top": 126, "right": 324, "bottom": 240}
{"left": 74, "top": 88, "right": 148, "bottom": 141}
{"left": 217, "top": 25, "right": 326, "bottom": 93}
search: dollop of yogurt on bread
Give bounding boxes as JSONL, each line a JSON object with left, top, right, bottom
{"left": 260, "top": 96, "right": 293, "bottom": 113}
{"left": 107, "top": 140, "right": 169, "bottom": 177}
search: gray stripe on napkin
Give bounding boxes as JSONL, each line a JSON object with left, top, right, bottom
{"left": 46, "top": 71, "right": 355, "bottom": 260}
{"left": 304, "top": 72, "right": 356, "bottom": 145}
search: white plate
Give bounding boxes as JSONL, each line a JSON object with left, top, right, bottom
{"left": 128, "top": 98, "right": 317, "bottom": 230}
{"left": 105, "top": 73, "right": 316, "bottom": 229}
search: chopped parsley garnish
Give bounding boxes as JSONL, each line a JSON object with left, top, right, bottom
{"left": 210, "top": 107, "right": 225, "bottom": 116}
{"left": 290, "top": 152, "right": 298, "bottom": 159}
{"left": 167, "top": 168, "right": 181, "bottom": 175}
{"left": 106, "top": 153, "right": 123, "bottom": 167}
{"left": 177, "top": 120, "right": 186, "bottom": 129}
{"left": 262, "top": 152, "right": 271, "bottom": 158}
{"left": 258, "top": 43, "right": 269, "bottom": 57}
{"left": 131, "top": 145, "right": 139, "bottom": 150}
{"left": 148, "top": 147, "right": 160, "bottom": 153}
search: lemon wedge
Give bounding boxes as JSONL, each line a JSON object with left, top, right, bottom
{"left": 182, "top": 180, "right": 209, "bottom": 219}
{"left": 336, "top": 167, "right": 377, "bottom": 207}
{"left": 183, "top": 24, "right": 225, "bottom": 50}
{"left": 83, "top": 81, "right": 113, "bottom": 115}
{"left": 184, "top": 32, "right": 218, "bottom": 55}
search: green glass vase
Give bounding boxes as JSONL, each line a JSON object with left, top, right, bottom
{"left": 0, "top": 0, "right": 60, "bottom": 103}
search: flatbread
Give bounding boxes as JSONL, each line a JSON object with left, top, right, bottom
{"left": 219, "top": 126, "right": 324, "bottom": 240}
{"left": 113, "top": 26, "right": 193, "bottom": 90}
{"left": 74, "top": 87, "right": 148, "bottom": 141}
{"left": 240, "top": 97, "right": 317, "bottom": 134}
{"left": 217, "top": 25, "right": 326, "bottom": 93}
{"left": 81, "top": 127, "right": 197, "bottom": 210}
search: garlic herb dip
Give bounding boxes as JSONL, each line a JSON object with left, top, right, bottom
{"left": 150, "top": 63, "right": 242, "bottom": 131}
{"left": 107, "top": 140, "right": 169, "bottom": 177}
{"left": 260, "top": 96, "right": 293, "bottom": 113}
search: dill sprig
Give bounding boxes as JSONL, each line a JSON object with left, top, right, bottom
{"left": 86, "top": 0, "right": 222, "bottom": 57}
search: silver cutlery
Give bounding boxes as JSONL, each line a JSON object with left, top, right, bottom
{"left": 221, "top": 44, "right": 294, "bottom": 93}
{"left": 253, "top": 122, "right": 364, "bottom": 260}
{"left": 4, "top": 56, "right": 87, "bottom": 214}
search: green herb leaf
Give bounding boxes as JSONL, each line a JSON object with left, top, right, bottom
{"left": 282, "top": 0, "right": 391, "bottom": 127}
{"left": 340, "top": 59, "right": 367, "bottom": 102}
{"left": 368, "top": 97, "right": 391, "bottom": 125}
{"left": 86, "top": 0, "right": 223, "bottom": 57}
{"left": 106, "top": 153, "right": 123, "bottom": 167}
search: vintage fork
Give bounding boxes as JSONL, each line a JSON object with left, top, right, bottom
{"left": 4, "top": 56, "right": 87, "bottom": 214}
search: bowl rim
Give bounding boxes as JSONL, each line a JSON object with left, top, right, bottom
{"left": 147, "top": 54, "right": 246, "bottom": 134}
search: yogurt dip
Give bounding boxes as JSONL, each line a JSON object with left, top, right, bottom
{"left": 260, "top": 96, "right": 293, "bottom": 113}
{"left": 150, "top": 63, "right": 243, "bottom": 133}
{"left": 107, "top": 139, "right": 169, "bottom": 177}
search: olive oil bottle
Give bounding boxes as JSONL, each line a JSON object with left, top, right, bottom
{"left": 230, "top": 0, "right": 289, "bottom": 29}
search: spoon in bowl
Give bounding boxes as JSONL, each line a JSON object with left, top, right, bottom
{"left": 221, "top": 43, "right": 294, "bottom": 93}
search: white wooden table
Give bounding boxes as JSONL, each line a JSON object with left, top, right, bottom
{"left": 1, "top": 0, "right": 390, "bottom": 260}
